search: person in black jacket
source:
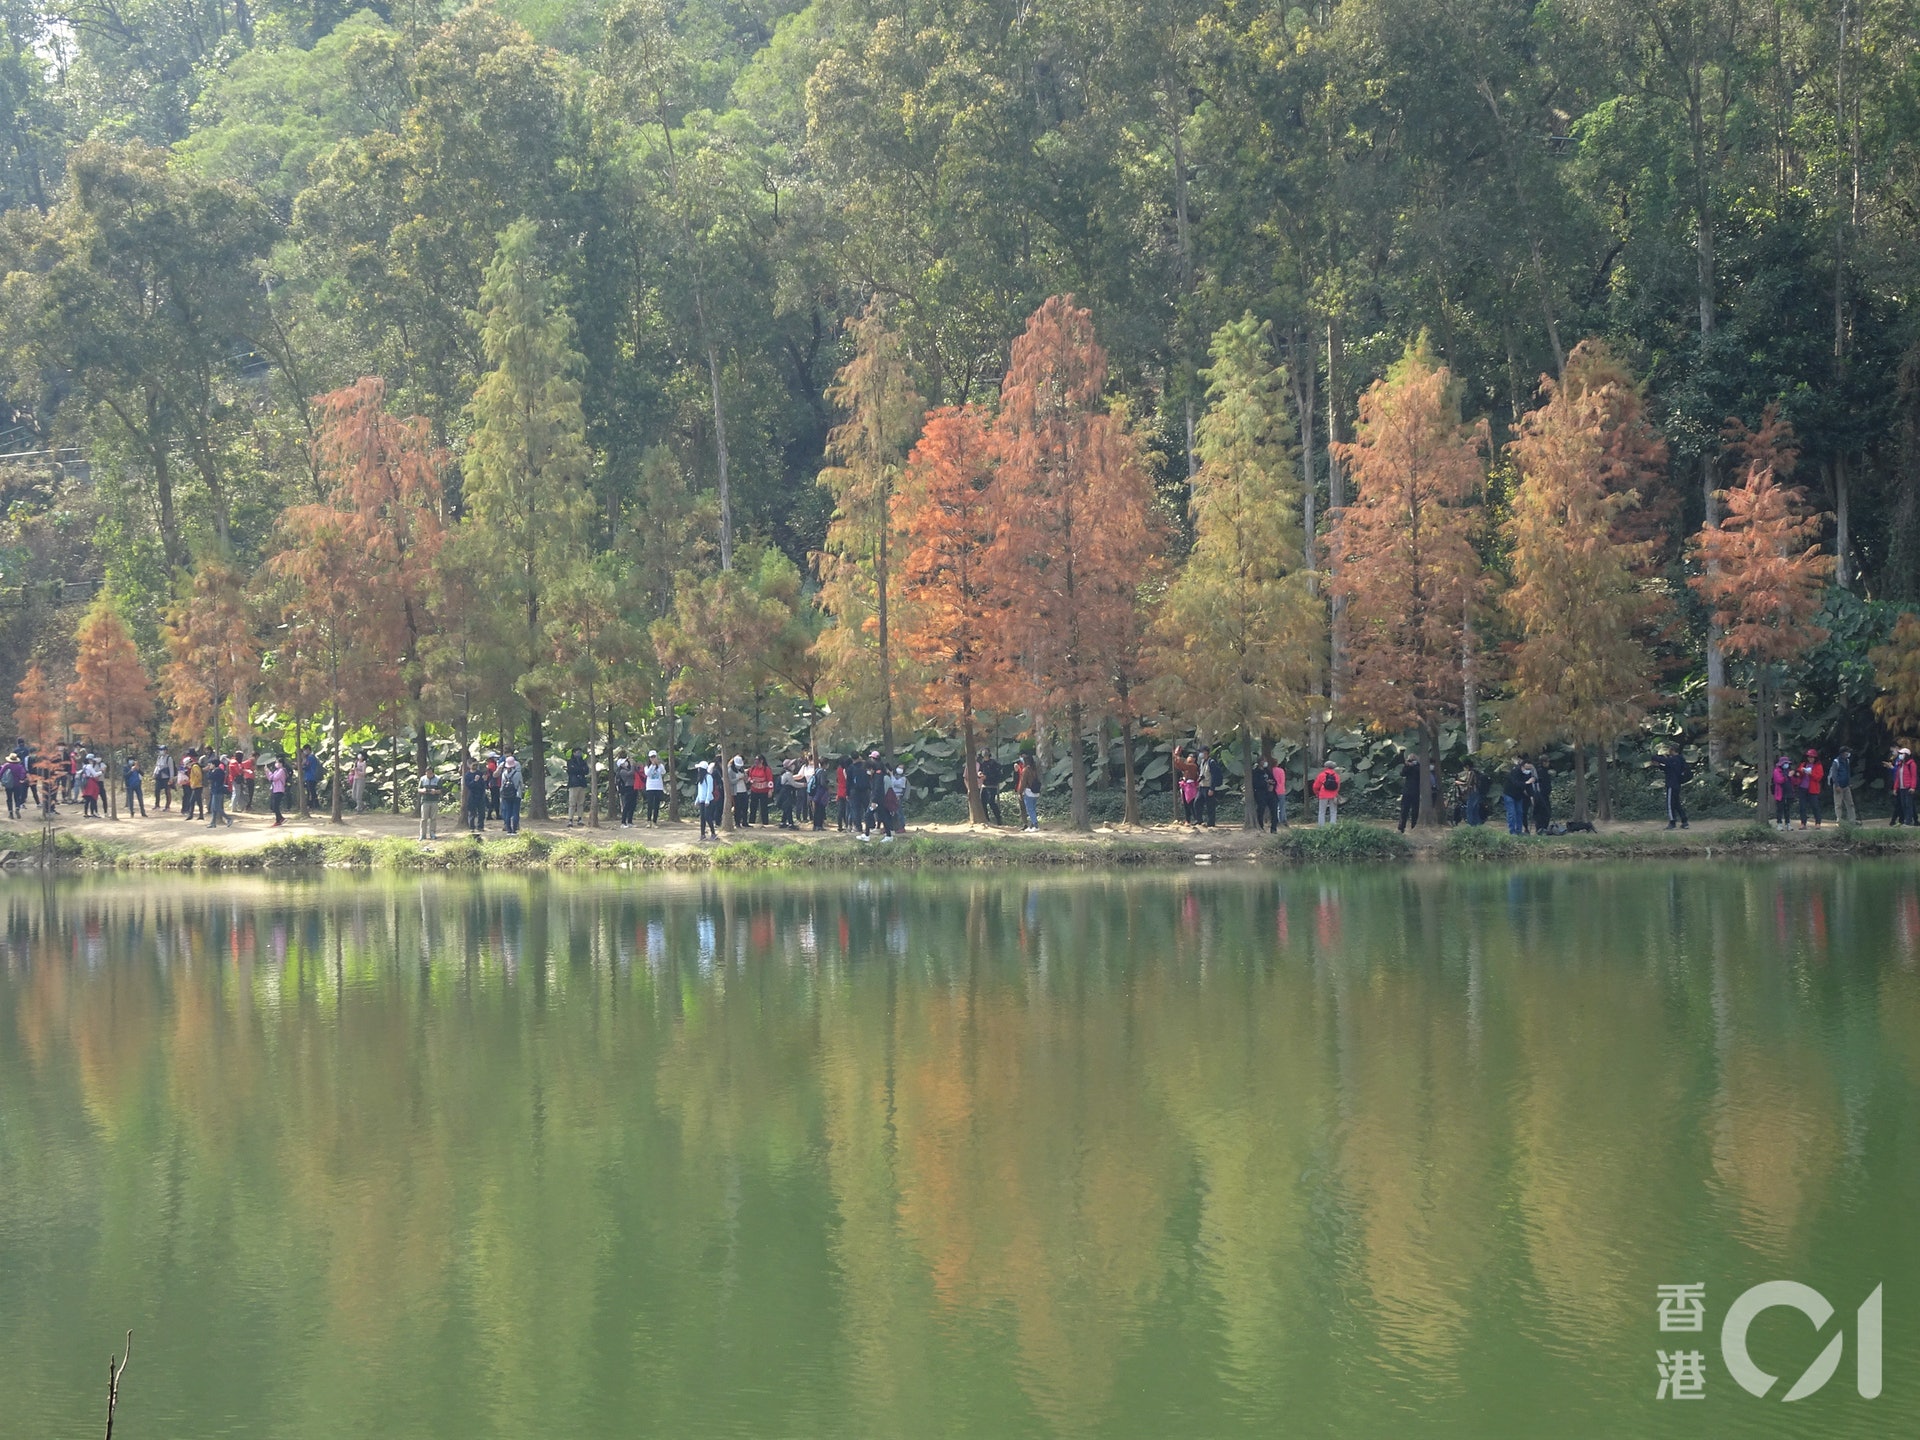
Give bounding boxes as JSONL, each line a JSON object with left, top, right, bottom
{"left": 848, "top": 754, "right": 872, "bottom": 837}
{"left": 977, "top": 749, "right": 1004, "bottom": 825}
{"left": 1654, "top": 744, "right": 1691, "bottom": 829}
{"left": 1502, "top": 760, "right": 1529, "bottom": 834}
{"left": 1398, "top": 753, "right": 1422, "bottom": 832}
{"left": 1531, "top": 758, "right": 1553, "bottom": 834}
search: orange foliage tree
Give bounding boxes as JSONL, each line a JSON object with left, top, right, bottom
{"left": 68, "top": 595, "right": 154, "bottom": 817}
{"left": 12, "top": 659, "right": 60, "bottom": 756}
{"left": 160, "top": 558, "right": 261, "bottom": 753}
{"left": 897, "top": 405, "right": 999, "bottom": 823}
{"left": 1329, "top": 338, "right": 1486, "bottom": 826}
{"left": 1690, "top": 460, "right": 1834, "bottom": 810}
{"left": 311, "top": 377, "right": 447, "bottom": 775}
{"left": 1870, "top": 611, "right": 1920, "bottom": 741}
{"left": 990, "top": 296, "right": 1160, "bottom": 830}
{"left": 1503, "top": 358, "right": 1659, "bottom": 820}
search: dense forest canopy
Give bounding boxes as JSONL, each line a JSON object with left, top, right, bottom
{"left": 1, "top": 0, "right": 1918, "bottom": 822}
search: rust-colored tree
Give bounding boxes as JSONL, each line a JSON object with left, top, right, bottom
{"left": 898, "top": 405, "right": 999, "bottom": 823}
{"left": 1871, "top": 611, "right": 1920, "bottom": 741}
{"left": 312, "top": 376, "right": 447, "bottom": 775}
{"left": 991, "top": 296, "right": 1160, "bottom": 831}
{"left": 1559, "top": 340, "right": 1674, "bottom": 559}
{"left": 1689, "top": 460, "right": 1833, "bottom": 812}
{"left": 160, "top": 559, "right": 261, "bottom": 753}
{"left": 1504, "top": 361, "right": 1660, "bottom": 820}
{"left": 271, "top": 502, "right": 395, "bottom": 822}
{"left": 1328, "top": 338, "right": 1486, "bottom": 826}
{"left": 12, "top": 660, "right": 60, "bottom": 757}
{"left": 68, "top": 596, "right": 154, "bottom": 818}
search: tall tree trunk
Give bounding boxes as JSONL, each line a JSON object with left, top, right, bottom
{"left": 665, "top": 700, "right": 681, "bottom": 822}
{"left": 1417, "top": 720, "right": 1442, "bottom": 830}
{"left": 1704, "top": 455, "right": 1728, "bottom": 773}
{"left": 703, "top": 340, "right": 733, "bottom": 572}
{"left": 1120, "top": 716, "right": 1141, "bottom": 827}
{"left": 962, "top": 693, "right": 985, "bottom": 825}
{"left": 877, "top": 494, "right": 894, "bottom": 762}
{"left": 590, "top": 691, "right": 603, "bottom": 829}
{"left": 1240, "top": 719, "right": 1258, "bottom": 831}
{"left": 719, "top": 727, "right": 736, "bottom": 832}
{"left": 1573, "top": 743, "right": 1589, "bottom": 824}
{"left": 329, "top": 700, "right": 343, "bottom": 822}
{"left": 1462, "top": 611, "right": 1479, "bottom": 756}
{"left": 391, "top": 726, "right": 402, "bottom": 814}
{"left": 1596, "top": 746, "right": 1612, "bottom": 822}
{"left": 1834, "top": 458, "right": 1852, "bottom": 589}
{"left": 1326, "top": 320, "right": 1348, "bottom": 712}
{"left": 295, "top": 714, "right": 309, "bottom": 819}
{"left": 1066, "top": 701, "right": 1089, "bottom": 830}
{"left": 529, "top": 709, "right": 548, "bottom": 820}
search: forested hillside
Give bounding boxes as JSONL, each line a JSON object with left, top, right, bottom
{"left": 1, "top": 0, "right": 1918, "bottom": 821}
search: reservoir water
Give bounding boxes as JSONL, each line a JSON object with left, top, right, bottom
{"left": 1, "top": 864, "right": 1914, "bottom": 1436}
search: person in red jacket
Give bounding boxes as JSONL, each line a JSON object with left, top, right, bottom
{"left": 1311, "top": 762, "right": 1342, "bottom": 826}
{"left": 747, "top": 755, "right": 775, "bottom": 825}
{"left": 1794, "top": 749, "right": 1824, "bottom": 828}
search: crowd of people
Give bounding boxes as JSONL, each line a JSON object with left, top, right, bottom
{"left": 12, "top": 733, "right": 1920, "bottom": 839}
{"left": 0, "top": 740, "right": 331, "bottom": 826}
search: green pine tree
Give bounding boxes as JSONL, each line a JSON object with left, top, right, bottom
{"left": 462, "top": 217, "right": 593, "bottom": 821}
{"left": 1151, "top": 315, "right": 1318, "bottom": 828}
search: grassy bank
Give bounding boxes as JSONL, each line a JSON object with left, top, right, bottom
{"left": 1438, "top": 821, "right": 1920, "bottom": 862}
{"left": 25, "top": 818, "right": 1920, "bottom": 875}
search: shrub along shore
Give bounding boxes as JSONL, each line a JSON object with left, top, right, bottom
{"left": 16, "top": 817, "right": 1920, "bottom": 875}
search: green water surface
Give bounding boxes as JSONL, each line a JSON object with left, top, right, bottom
{"left": 1, "top": 864, "right": 1916, "bottom": 1437}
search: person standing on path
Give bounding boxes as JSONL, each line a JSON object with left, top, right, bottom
{"left": 1398, "top": 752, "right": 1422, "bottom": 832}
{"left": 267, "top": 758, "right": 288, "bottom": 825}
{"left": 207, "top": 755, "right": 234, "bottom": 827}
{"left": 565, "top": 748, "right": 589, "bottom": 826}
{"left": 417, "top": 766, "right": 440, "bottom": 841}
{"left": 1531, "top": 757, "right": 1553, "bottom": 835}
{"left": 350, "top": 752, "right": 368, "bottom": 813}
{"left": 123, "top": 755, "right": 145, "bottom": 817}
{"left": 301, "top": 748, "right": 322, "bottom": 809}
{"left": 643, "top": 751, "right": 666, "bottom": 825}
{"left": 1770, "top": 755, "right": 1794, "bottom": 829}
{"left": 1311, "top": 761, "right": 1342, "bottom": 826}
{"left": 1795, "top": 749, "right": 1824, "bottom": 827}
{"left": 499, "top": 753, "right": 524, "bottom": 834}
{"left": 1016, "top": 754, "right": 1041, "bottom": 831}
{"left": 154, "top": 746, "right": 174, "bottom": 811}
{"left": 1654, "top": 745, "right": 1691, "bottom": 829}
{"left": 696, "top": 760, "right": 718, "bottom": 840}
{"left": 977, "top": 750, "right": 1005, "bottom": 825}
{"left": 1502, "top": 759, "right": 1529, "bottom": 834}
{"left": 1830, "top": 747, "right": 1857, "bottom": 823}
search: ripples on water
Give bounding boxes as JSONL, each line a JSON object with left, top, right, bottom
{"left": 0, "top": 863, "right": 1915, "bottom": 1438}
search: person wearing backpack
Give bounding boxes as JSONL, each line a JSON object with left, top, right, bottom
{"left": 1830, "top": 746, "right": 1856, "bottom": 823}
{"left": 1311, "top": 761, "right": 1342, "bottom": 826}
{"left": 123, "top": 754, "right": 146, "bottom": 817}
{"left": 1655, "top": 744, "right": 1691, "bottom": 829}
{"left": 498, "top": 753, "right": 524, "bottom": 834}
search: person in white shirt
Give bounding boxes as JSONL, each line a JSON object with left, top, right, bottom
{"left": 643, "top": 751, "right": 666, "bottom": 825}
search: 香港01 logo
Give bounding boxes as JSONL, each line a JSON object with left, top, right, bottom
{"left": 1655, "top": 1281, "right": 1883, "bottom": 1401}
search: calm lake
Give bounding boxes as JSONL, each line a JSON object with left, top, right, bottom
{"left": 1, "top": 865, "right": 1915, "bottom": 1437}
